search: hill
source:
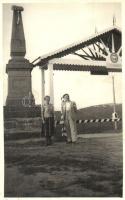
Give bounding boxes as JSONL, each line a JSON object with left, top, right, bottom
{"left": 55, "top": 103, "right": 122, "bottom": 119}
{"left": 55, "top": 103, "right": 122, "bottom": 136}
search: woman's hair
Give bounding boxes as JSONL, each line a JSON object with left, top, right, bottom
{"left": 63, "top": 93, "right": 69, "bottom": 98}
{"left": 44, "top": 95, "right": 50, "bottom": 100}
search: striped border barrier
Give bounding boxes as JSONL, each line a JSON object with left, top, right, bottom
{"left": 55, "top": 118, "right": 122, "bottom": 125}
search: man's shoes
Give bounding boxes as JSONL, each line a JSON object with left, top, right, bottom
{"left": 66, "top": 141, "right": 72, "bottom": 144}
{"left": 46, "top": 143, "right": 51, "bottom": 146}
{"left": 72, "top": 141, "right": 77, "bottom": 144}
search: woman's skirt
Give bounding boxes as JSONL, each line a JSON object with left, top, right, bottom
{"left": 44, "top": 117, "right": 54, "bottom": 137}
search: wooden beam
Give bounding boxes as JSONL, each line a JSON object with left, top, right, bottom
{"left": 93, "top": 43, "right": 98, "bottom": 58}
{"left": 81, "top": 48, "right": 91, "bottom": 57}
{"left": 73, "top": 52, "right": 89, "bottom": 60}
{"left": 94, "top": 42, "right": 107, "bottom": 55}
{"left": 88, "top": 47, "right": 97, "bottom": 59}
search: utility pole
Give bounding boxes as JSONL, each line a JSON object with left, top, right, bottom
{"left": 112, "top": 74, "right": 117, "bottom": 130}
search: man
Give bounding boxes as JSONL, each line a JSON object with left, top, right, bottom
{"left": 61, "top": 94, "right": 77, "bottom": 143}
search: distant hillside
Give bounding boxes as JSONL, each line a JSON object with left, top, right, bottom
{"left": 55, "top": 103, "right": 122, "bottom": 120}
{"left": 77, "top": 103, "right": 122, "bottom": 119}
{"left": 55, "top": 103, "right": 122, "bottom": 136}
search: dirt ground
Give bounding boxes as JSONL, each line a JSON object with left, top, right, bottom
{"left": 4, "top": 133, "right": 123, "bottom": 197}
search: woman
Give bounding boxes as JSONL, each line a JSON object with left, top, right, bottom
{"left": 42, "top": 96, "right": 54, "bottom": 145}
{"left": 61, "top": 94, "right": 77, "bottom": 143}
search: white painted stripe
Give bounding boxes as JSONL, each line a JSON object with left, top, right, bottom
{"left": 55, "top": 118, "right": 121, "bottom": 125}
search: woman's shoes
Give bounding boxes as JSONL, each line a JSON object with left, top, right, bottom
{"left": 72, "top": 141, "right": 77, "bottom": 144}
{"left": 66, "top": 141, "right": 77, "bottom": 144}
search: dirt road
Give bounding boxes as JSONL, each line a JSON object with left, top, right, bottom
{"left": 4, "top": 133, "right": 122, "bottom": 197}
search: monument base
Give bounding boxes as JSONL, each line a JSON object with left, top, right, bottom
{"left": 4, "top": 105, "right": 41, "bottom": 119}
{"left": 6, "top": 57, "right": 35, "bottom": 107}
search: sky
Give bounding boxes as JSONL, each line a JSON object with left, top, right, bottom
{"left": 3, "top": 1, "right": 122, "bottom": 111}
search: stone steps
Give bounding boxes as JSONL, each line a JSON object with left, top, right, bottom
{"left": 4, "top": 117, "right": 42, "bottom": 140}
{"left": 4, "top": 117, "right": 42, "bottom": 129}
{"left": 4, "top": 117, "right": 62, "bottom": 141}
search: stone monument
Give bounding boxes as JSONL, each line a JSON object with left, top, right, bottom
{"left": 6, "top": 5, "right": 35, "bottom": 107}
{"left": 4, "top": 5, "right": 41, "bottom": 119}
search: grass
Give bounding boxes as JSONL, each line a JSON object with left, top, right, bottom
{"left": 4, "top": 133, "right": 123, "bottom": 197}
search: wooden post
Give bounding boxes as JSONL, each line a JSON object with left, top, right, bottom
{"left": 41, "top": 68, "right": 45, "bottom": 106}
{"left": 112, "top": 75, "right": 117, "bottom": 130}
{"left": 40, "top": 67, "right": 45, "bottom": 138}
{"left": 48, "top": 63, "right": 54, "bottom": 105}
{"left": 40, "top": 67, "right": 45, "bottom": 117}
{"left": 48, "top": 62, "right": 55, "bottom": 131}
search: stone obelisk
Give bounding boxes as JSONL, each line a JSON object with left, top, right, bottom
{"left": 6, "top": 5, "right": 35, "bottom": 107}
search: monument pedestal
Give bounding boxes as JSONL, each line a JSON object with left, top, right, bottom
{"left": 6, "top": 57, "right": 35, "bottom": 107}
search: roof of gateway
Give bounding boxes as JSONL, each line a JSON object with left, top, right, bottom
{"left": 32, "top": 26, "right": 121, "bottom": 67}
{"left": 49, "top": 58, "right": 121, "bottom": 73}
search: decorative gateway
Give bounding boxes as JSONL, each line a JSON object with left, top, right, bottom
{"left": 32, "top": 24, "right": 122, "bottom": 131}
{"left": 32, "top": 25, "right": 122, "bottom": 74}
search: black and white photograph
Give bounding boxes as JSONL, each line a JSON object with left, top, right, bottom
{"left": 1, "top": 0, "right": 123, "bottom": 198}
